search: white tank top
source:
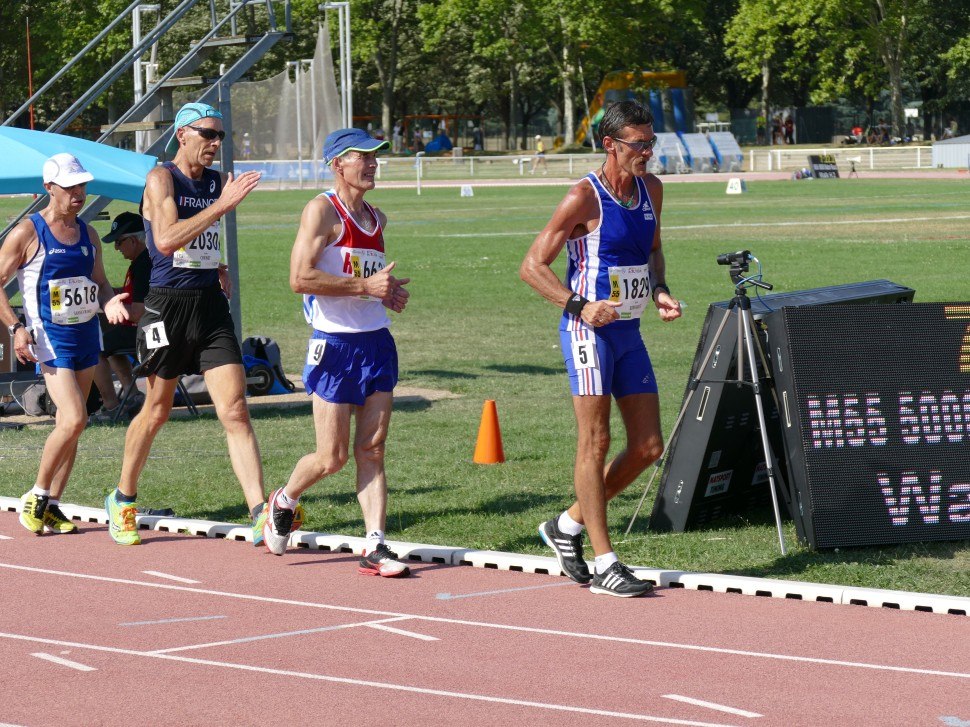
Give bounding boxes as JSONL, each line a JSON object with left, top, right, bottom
{"left": 302, "top": 191, "right": 391, "bottom": 333}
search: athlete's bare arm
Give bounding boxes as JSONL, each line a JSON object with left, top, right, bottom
{"left": 289, "top": 197, "right": 409, "bottom": 308}
{"left": 143, "top": 167, "right": 259, "bottom": 256}
{"left": 87, "top": 225, "right": 129, "bottom": 325}
{"left": 643, "top": 176, "right": 681, "bottom": 322}
{"left": 0, "top": 221, "right": 38, "bottom": 363}
{"left": 519, "top": 180, "right": 621, "bottom": 328}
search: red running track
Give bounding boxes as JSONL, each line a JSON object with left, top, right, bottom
{"left": 0, "top": 514, "right": 968, "bottom": 727}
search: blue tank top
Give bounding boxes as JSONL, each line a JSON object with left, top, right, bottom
{"left": 145, "top": 162, "right": 222, "bottom": 289}
{"left": 560, "top": 173, "right": 657, "bottom": 333}
{"left": 22, "top": 212, "right": 100, "bottom": 351}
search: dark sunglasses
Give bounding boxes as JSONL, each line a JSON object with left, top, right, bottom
{"left": 186, "top": 124, "right": 226, "bottom": 141}
{"left": 612, "top": 136, "right": 658, "bottom": 152}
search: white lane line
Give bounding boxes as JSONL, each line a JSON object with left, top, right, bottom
{"left": 30, "top": 652, "right": 96, "bottom": 672}
{"left": 365, "top": 623, "right": 438, "bottom": 641}
{"left": 142, "top": 570, "right": 200, "bottom": 584}
{"left": 119, "top": 615, "right": 227, "bottom": 627}
{"left": 3, "top": 632, "right": 737, "bottom": 727}
{"left": 436, "top": 581, "right": 574, "bottom": 600}
{"left": 663, "top": 695, "right": 762, "bottom": 719}
{"left": 430, "top": 213, "right": 970, "bottom": 238}
{"left": 1, "top": 562, "right": 968, "bottom": 680}
{"left": 0, "top": 534, "right": 12, "bottom": 540}
{"left": 148, "top": 616, "right": 412, "bottom": 654}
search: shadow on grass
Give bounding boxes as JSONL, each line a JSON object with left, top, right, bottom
{"left": 484, "top": 363, "right": 561, "bottom": 376}
{"left": 739, "top": 540, "right": 968, "bottom": 580}
{"left": 408, "top": 369, "right": 477, "bottom": 380}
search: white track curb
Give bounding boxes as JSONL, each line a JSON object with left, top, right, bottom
{"left": 2, "top": 496, "right": 967, "bottom": 617}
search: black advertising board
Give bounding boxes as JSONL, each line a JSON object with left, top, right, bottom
{"left": 808, "top": 154, "right": 839, "bottom": 179}
{"left": 767, "top": 303, "right": 970, "bottom": 549}
{"left": 649, "top": 281, "right": 915, "bottom": 533}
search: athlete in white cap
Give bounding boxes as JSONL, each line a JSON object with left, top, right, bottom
{"left": 0, "top": 153, "right": 129, "bottom": 535}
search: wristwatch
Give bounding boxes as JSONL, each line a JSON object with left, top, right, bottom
{"left": 7, "top": 321, "right": 24, "bottom": 336}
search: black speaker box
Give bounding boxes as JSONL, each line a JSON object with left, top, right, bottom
{"left": 648, "top": 280, "right": 915, "bottom": 533}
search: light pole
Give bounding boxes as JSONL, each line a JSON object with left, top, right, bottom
{"left": 132, "top": 4, "right": 160, "bottom": 153}
{"left": 287, "top": 60, "right": 304, "bottom": 188}
{"left": 320, "top": 2, "right": 352, "bottom": 127}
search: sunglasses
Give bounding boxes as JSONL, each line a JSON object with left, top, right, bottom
{"left": 612, "top": 136, "right": 658, "bottom": 152}
{"left": 185, "top": 124, "right": 226, "bottom": 142}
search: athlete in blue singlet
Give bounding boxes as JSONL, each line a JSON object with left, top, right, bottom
{"left": 104, "top": 102, "right": 271, "bottom": 546}
{"left": 521, "top": 101, "right": 682, "bottom": 597}
{"left": 0, "top": 154, "right": 129, "bottom": 535}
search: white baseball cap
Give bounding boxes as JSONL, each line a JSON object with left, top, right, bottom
{"left": 42, "top": 153, "right": 94, "bottom": 187}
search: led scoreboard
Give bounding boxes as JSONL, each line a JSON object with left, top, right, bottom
{"left": 767, "top": 303, "right": 970, "bottom": 549}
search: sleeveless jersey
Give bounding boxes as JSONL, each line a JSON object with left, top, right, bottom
{"left": 560, "top": 173, "right": 657, "bottom": 333}
{"left": 17, "top": 212, "right": 100, "bottom": 356}
{"left": 302, "top": 191, "right": 391, "bottom": 334}
{"left": 145, "top": 162, "right": 222, "bottom": 289}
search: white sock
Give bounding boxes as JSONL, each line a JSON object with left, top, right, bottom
{"left": 366, "top": 530, "right": 385, "bottom": 550}
{"left": 49, "top": 499, "right": 59, "bottom": 506}
{"left": 30, "top": 486, "right": 50, "bottom": 498}
{"left": 557, "top": 510, "right": 584, "bottom": 536}
{"left": 594, "top": 552, "right": 619, "bottom": 575}
{"left": 275, "top": 490, "right": 299, "bottom": 510}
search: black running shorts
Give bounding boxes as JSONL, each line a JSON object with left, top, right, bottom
{"left": 136, "top": 285, "right": 242, "bottom": 379}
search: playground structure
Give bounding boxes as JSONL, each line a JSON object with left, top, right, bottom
{"left": 575, "top": 70, "right": 693, "bottom": 146}
{"left": 1, "top": 0, "right": 298, "bottom": 340}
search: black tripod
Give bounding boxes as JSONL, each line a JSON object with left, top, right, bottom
{"left": 626, "top": 251, "right": 789, "bottom": 555}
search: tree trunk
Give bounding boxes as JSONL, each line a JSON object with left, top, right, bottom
{"left": 562, "top": 41, "right": 575, "bottom": 143}
{"left": 761, "top": 59, "right": 770, "bottom": 145}
{"left": 508, "top": 67, "right": 518, "bottom": 150}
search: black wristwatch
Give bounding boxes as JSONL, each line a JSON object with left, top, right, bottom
{"left": 7, "top": 321, "right": 24, "bottom": 336}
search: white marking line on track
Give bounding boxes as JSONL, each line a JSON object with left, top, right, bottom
{"left": 148, "top": 616, "right": 413, "bottom": 654}
{"left": 2, "top": 632, "right": 737, "bottom": 727}
{"left": 30, "top": 652, "right": 96, "bottom": 672}
{"left": 0, "top": 535, "right": 12, "bottom": 540}
{"left": 431, "top": 213, "right": 970, "bottom": 237}
{"left": 437, "top": 581, "right": 575, "bottom": 600}
{"left": 663, "top": 695, "right": 762, "bottom": 719}
{"left": 365, "top": 623, "right": 438, "bottom": 641}
{"left": 119, "top": 615, "right": 227, "bottom": 627}
{"left": 142, "top": 570, "right": 200, "bottom": 584}
{"left": 2, "top": 562, "right": 968, "bottom": 680}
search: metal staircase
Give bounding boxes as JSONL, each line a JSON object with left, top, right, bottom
{"left": 2, "top": 0, "right": 294, "bottom": 337}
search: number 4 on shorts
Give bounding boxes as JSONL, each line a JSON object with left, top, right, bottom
{"left": 144, "top": 321, "right": 169, "bottom": 350}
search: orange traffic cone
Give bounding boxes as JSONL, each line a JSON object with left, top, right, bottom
{"left": 473, "top": 399, "right": 505, "bottom": 464}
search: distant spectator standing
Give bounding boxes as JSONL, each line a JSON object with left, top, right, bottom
{"left": 472, "top": 127, "right": 484, "bottom": 152}
{"left": 771, "top": 115, "right": 783, "bottom": 145}
{"left": 756, "top": 115, "right": 766, "bottom": 145}
{"left": 392, "top": 121, "right": 403, "bottom": 153}
{"left": 784, "top": 116, "right": 794, "bottom": 144}
{"left": 242, "top": 133, "right": 252, "bottom": 160}
{"left": 530, "top": 134, "right": 548, "bottom": 175}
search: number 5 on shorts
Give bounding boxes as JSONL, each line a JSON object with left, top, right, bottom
{"left": 571, "top": 338, "right": 597, "bottom": 370}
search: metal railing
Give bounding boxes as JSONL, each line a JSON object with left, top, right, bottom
{"left": 749, "top": 146, "right": 934, "bottom": 172}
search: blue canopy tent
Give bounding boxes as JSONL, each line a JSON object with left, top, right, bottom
{"left": 0, "top": 127, "right": 156, "bottom": 204}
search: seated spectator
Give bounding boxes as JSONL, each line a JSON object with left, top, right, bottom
{"left": 851, "top": 125, "right": 863, "bottom": 143}
{"left": 89, "top": 211, "right": 150, "bottom": 423}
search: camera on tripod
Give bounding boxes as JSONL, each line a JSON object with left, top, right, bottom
{"left": 717, "top": 250, "right": 772, "bottom": 290}
{"left": 716, "top": 250, "right": 751, "bottom": 269}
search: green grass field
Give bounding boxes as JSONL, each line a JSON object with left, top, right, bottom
{"left": 2, "top": 177, "right": 968, "bottom": 596}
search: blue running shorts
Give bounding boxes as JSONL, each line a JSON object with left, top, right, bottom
{"left": 42, "top": 351, "right": 100, "bottom": 371}
{"left": 560, "top": 325, "right": 658, "bottom": 398}
{"left": 303, "top": 328, "right": 398, "bottom": 406}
